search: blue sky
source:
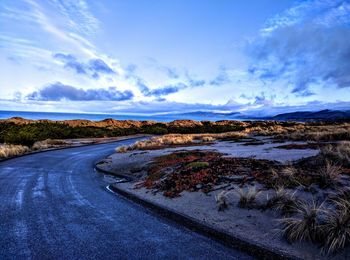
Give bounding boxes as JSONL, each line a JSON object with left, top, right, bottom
{"left": 0, "top": 0, "right": 350, "bottom": 116}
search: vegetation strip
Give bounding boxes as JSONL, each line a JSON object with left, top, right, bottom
{"left": 0, "top": 136, "right": 147, "bottom": 162}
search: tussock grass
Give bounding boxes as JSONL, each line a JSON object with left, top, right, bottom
{"left": 0, "top": 144, "right": 30, "bottom": 158}
{"left": 270, "top": 167, "right": 301, "bottom": 188}
{"left": 277, "top": 195, "right": 350, "bottom": 255}
{"left": 321, "top": 141, "right": 350, "bottom": 166}
{"left": 215, "top": 190, "right": 232, "bottom": 211}
{"left": 266, "top": 187, "right": 299, "bottom": 215}
{"left": 317, "top": 161, "right": 342, "bottom": 188}
{"left": 234, "top": 186, "right": 261, "bottom": 208}
{"left": 279, "top": 199, "right": 325, "bottom": 243}
{"left": 322, "top": 198, "right": 350, "bottom": 254}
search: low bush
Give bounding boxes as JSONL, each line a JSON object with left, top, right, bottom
{"left": 186, "top": 161, "right": 209, "bottom": 169}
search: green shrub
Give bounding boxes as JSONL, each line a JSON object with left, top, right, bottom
{"left": 186, "top": 161, "right": 209, "bottom": 169}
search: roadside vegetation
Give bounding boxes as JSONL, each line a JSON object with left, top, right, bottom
{"left": 116, "top": 132, "right": 247, "bottom": 152}
{"left": 130, "top": 138, "right": 350, "bottom": 255}
{"left": 0, "top": 144, "right": 30, "bottom": 158}
{"left": 2, "top": 118, "right": 350, "bottom": 150}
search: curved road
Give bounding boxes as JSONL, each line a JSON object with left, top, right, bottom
{"left": 0, "top": 138, "right": 251, "bottom": 259}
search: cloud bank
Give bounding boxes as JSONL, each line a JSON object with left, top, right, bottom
{"left": 248, "top": 0, "right": 350, "bottom": 95}
{"left": 26, "top": 82, "right": 133, "bottom": 101}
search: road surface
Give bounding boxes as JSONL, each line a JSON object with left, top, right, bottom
{"left": 0, "top": 138, "right": 251, "bottom": 259}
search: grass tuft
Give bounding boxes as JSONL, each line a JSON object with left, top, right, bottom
{"left": 279, "top": 199, "right": 325, "bottom": 243}
{"left": 265, "top": 187, "right": 299, "bottom": 215}
{"left": 322, "top": 198, "right": 350, "bottom": 255}
{"left": 317, "top": 161, "right": 342, "bottom": 188}
{"left": 234, "top": 186, "right": 261, "bottom": 208}
{"left": 215, "top": 190, "right": 231, "bottom": 211}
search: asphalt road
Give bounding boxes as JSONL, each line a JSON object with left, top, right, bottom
{"left": 0, "top": 138, "right": 252, "bottom": 260}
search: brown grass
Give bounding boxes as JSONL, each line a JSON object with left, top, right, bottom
{"left": 279, "top": 199, "right": 325, "bottom": 243}
{"left": 321, "top": 141, "right": 350, "bottom": 166}
{"left": 317, "top": 161, "right": 342, "bottom": 187}
{"left": 276, "top": 123, "right": 350, "bottom": 142}
{"left": 116, "top": 122, "right": 350, "bottom": 152}
{"left": 116, "top": 132, "right": 248, "bottom": 152}
{"left": 0, "top": 144, "right": 30, "bottom": 158}
{"left": 32, "top": 139, "right": 70, "bottom": 150}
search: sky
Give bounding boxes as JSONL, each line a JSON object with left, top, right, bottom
{"left": 0, "top": 0, "right": 350, "bottom": 116}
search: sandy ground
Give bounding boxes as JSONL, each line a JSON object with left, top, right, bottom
{"left": 100, "top": 137, "right": 350, "bottom": 259}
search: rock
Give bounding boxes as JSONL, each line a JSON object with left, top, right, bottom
{"left": 196, "top": 184, "right": 203, "bottom": 189}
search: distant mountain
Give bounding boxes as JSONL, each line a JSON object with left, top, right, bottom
{"left": 177, "top": 111, "right": 242, "bottom": 118}
{"left": 271, "top": 109, "right": 350, "bottom": 121}
{"left": 164, "top": 109, "right": 350, "bottom": 121}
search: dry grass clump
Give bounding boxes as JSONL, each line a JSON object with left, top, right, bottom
{"left": 322, "top": 198, "right": 350, "bottom": 255}
{"left": 116, "top": 132, "right": 248, "bottom": 152}
{"left": 278, "top": 195, "right": 350, "bottom": 255}
{"left": 321, "top": 141, "right": 350, "bottom": 166}
{"left": 212, "top": 131, "right": 248, "bottom": 140}
{"left": 32, "top": 139, "right": 70, "bottom": 150}
{"left": 279, "top": 199, "right": 325, "bottom": 243}
{"left": 281, "top": 124, "right": 350, "bottom": 142}
{"left": 265, "top": 187, "right": 299, "bottom": 215}
{"left": 317, "top": 161, "right": 342, "bottom": 188}
{"left": 120, "top": 134, "right": 194, "bottom": 151}
{"left": 116, "top": 134, "right": 194, "bottom": 152}
{"left": 245, "top": 125, "right": 290, "bottom": 136}
{"left": 269, "top": 167, "right": 301, "bottom": 188}
{"left": 234, "top": 186, "right": 261, "bottom": 208}
{"left": 0, "top": 144, "right": 30, "bottom": 158}
{"left": 116, "top": 145, "right": 128, "bottom": 153}
{"left": 215, "top": 190, "right": 232, "bottom": 211}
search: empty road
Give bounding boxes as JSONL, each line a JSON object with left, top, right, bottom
{"left": 0, "top": 138, "right": 251, "bottom": 259}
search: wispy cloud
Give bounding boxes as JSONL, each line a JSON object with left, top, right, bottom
{"left": 0, "top": 0, "right": 103, "bottom": 61}
{"left": 53, "top": 53, "right": 116, "bottom": 78}
{"left": 48, "top": 0, "right": 99, "bottom": 36}
{"left": 141, "top": 83, "right": 187, "bottom": 97}
{"left": 209, "top": 67, "right": 231, "bottom": 86}
{"left": 23, "top": 0, "right": 97, "bottom": 57}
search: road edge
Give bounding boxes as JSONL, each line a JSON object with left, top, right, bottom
{"left": 104, "top": 182, "right": 299, "bottom": 260}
